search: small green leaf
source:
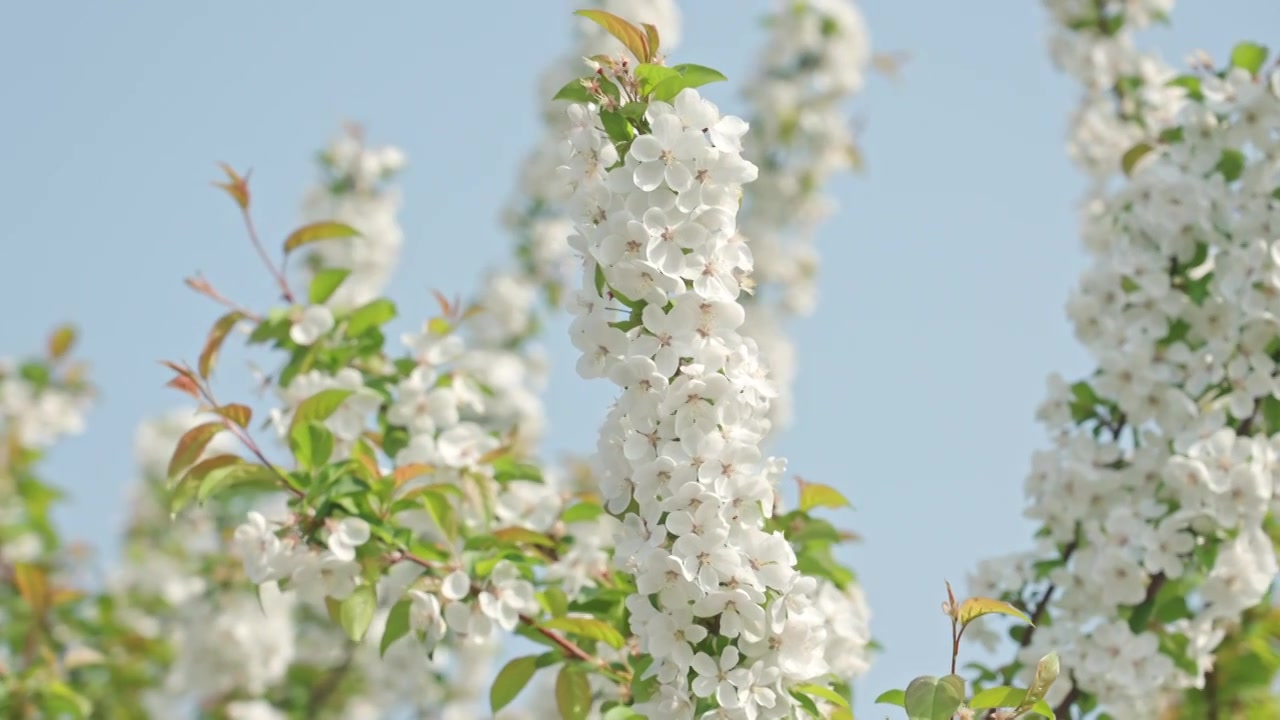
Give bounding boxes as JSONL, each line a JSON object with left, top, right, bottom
{"left": 1121, "top": 142, "right": 1153, "bottom": 176}
{"left": 904, "top": 675, "right": 965, "bottom": 720}
{"left": 798, "top": 479, "right": 851, "bottom": 511}
{"left": 339, "top": 584, "right": 377, "bottom": 642}
{"left": 1216, "top": 148, "right": 1246, "bottom": 182}
{"left": 491, "top": 655, "right": 540, "bottom": 713}
{"left": 346, "top": 298, "right": 397, "bottom": 336}
{"left": 634, "top": 63, "right": 681, "bottom": 94}
{"left": 957, "top": 596, "right": 1034, "bottom": 629}
{"left": 41, "top": 681, "right": 93, "bottom": 719}
{"left": 874, "top": 689, "right": 906, "bottom": 707}
{"left": 555, "top": 664, "right": 593, "bottom": 720}
{"left": 284, "top": 221, "right": 360, "bottom": 254}
{"left": 291, "top": 421, "right": 335, "bottom": 470}
{"left": 541, "top": 616, "right": 626, "bottom": 650}
{"left": 309, "top": 268, "right": 352, "bottom": 304}
{"left": 1019, "top": 652, "right": 1060, "bottom": 712}
{"left": 561, "top": 502, "right": 606, "bottom": 524}
{"left": 600, "top": 110, "right": 633, "bottom": 144}
{"left": 199, "top": 310, "right": 246, "bottom": 379}
{"left": 288, "top": 388, "right": 355, "bottom": 437}
{"left": 380, "top": 599, "right": 412, "bottom": 657}
{"left": 792, "top": 683, "right": 850, "bottom": 709}
{"left": 1230, "top": 41, "right": 1268, "bottom": 74}
{"left": 650, "top": 63, "right": 728, "bottom": 102}
{"left": 494, "top": 456, "right": 544, "bottom": 483}
{"left": 170, "top": 454, "right": 242, "bottom": 514}
{"left": 421, "top": 487, "right": 458, "bottom": 541}
{"left": 493, "top": 526, "right": 558, "bottom": 548}
{"left": 196, "top": 461, "right": 278, "bottom": 505}
{"left": 553, "top": 77, "right": 595, "bottom": 103}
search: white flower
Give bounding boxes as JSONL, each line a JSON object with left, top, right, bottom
{"left": 289, "top": 305, "right": 335, "bottom": 345}
{"left": 326, "top": 516, "right": 371, "bottom": 562}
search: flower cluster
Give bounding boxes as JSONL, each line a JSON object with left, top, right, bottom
{"left": 735, "top": 0, "right": 870, "bottom": 434}
{"left": 967, "top": 4, "right": 1280, "bottom": 717}
{"left": 559, "top": 77, "right": 844, "bottom": 715}
{"left": 298, "top": 126, "right": 406, "bottom": 312}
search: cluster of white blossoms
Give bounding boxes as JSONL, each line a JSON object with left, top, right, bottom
{"left": 737, "top": 0, "right": 870, "bottom": 433}
{"left": 969, "top": 2, "right": 1280, "bottom": 717}
{"left": 560, "top": 86, "right": 839, "bottom": 718}
{"left": 0, "top": 357, "right": 91, "bottom": 564}
{"left": 298, "top": 126, "right": 406, "bottom": 312}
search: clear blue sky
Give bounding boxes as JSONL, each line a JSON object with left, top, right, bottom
{"left": 2, "top": 1, "right": 1276, "bottom": 716}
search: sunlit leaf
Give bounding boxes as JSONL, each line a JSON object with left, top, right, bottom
{"left": 904, "top": 674, "right": 965, "bottom": 720}
{"left": 574, "top": 9, "right": 649, "bottom": 62}
{"left": 14, "top": 562, "right": 51, "bottom": 616}
{"left": 198, "top": 311, "right": 246, "bottom": 379}
{"left": 214, "top": 403, "right": 252, "bottom": 428}
{"left": 957, "top": 596, "right": 1033, "bottom": 629}
{"left": 309, "top": 268, "right": 352, "bottom": 305}
{"left": 47, "top": 324, "right": 77, "bottom": 360}
{"left": 212, "top": 163, "right": 251, "bottom": 210}
{"left": 380, "top": 599, "right": 412, "bottom": 657}
{"left": 555, "top": 664, "right": 592, "bottom": 720}
{"left": 339, "top": 584, "right": 377, "bottom": 642}
{"left": 1230, "top": 41, "right": 1268, "bottom": 74}
{"left": 491, "top": 655, "right": 540, "bottom": 713}
{"left": 797, "top": 478, "right": 851, "bottom": 511}
{"left": 288, "top": 388, "right": 355, "bottom": 437}
{"left": 541, "top": 616, "right": 626, "bottom": 650}
{"left": 283, "top": 221, "right": 360, "bottom": 254}
{"left": 167, "top": 421, "right": 225, "bottom": 481}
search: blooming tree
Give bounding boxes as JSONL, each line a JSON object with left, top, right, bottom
{"left": 960, "top": 1, "right": 1280, "bottom": 718}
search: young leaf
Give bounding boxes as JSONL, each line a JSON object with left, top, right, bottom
{"left": 1016, "top": 652, "right": 1060, "bottom": 714}
{"left": 283, "top": 221, "right": 360, "bottom": 254}
{"left": 214, "top": 403, "right": 252, "bottom": 428}
{"left": 650, "top": 63, "right": 729, "bottom": 102}
{"left": 48, "top": 324, "right": 77, "bottom": 360}
{"left": 792, "top": 683, "right": 850, "bottom": 709}
{"left": 903, "top": 675, "right": 965, "bottom": 720}
{"left": 421, "top": 488, "right": 458, "bottom": 541}
{"left": 641, "top": 22, "right": 660, "bottom": 58}
{"left": 291, "top": 421, "right": 335, "bottom": 470}
{"left": 874, "top": 689, "right": 906, "bottom": 707}
{"left": 167, "top": 421, "right": 226, "bottom": 481}
{"left": 198, "top": 311, "right": 246, "bottom": 379}
{"left": 1120, "top": 142, "right": 1153, "bottom": 177}
{"left": 309, "top": 267, "right": 352, "bottom": 304}
{"left": 339, "top": 584, "right": 377, "bottom": 642}
{"left": 288, "top": 388, "right": 355, "bottom": 437}
{"left": 493, "top": 527, "right": 558, "bottom": 549}
{"left": 170, "top": 454, "right": 242, "bottom": 513}
{"left": 346, "top": 298, "right": 397, "bottom": 336}
{"left": 213, "top": 163, "right": 251, "bottom": 210}
{"left": 573, "top": 9, "right": 649, "bottom": 62}
{"left": 40, "top": 682, "right": 93, "bottom": 719}
{"left": 380, "top": 599, "right": 412, "bottom": 657}
{"left": 1230, "top": 41, "right": 1268, "bottom": 74}
{"left": 797, "top": 479, "right": 850, "bottom": 511}
{"left": 13, "top": 563, "right": 51, "bottom": 616}
{"left": 561, "top": 502, "right": 605, "bottom": 524}
{"left": 540, "top": 616, "right": 626, "bottom": 650}
{"left": 555, "top": 664, "right": 593, "bottom": 720}
{"left": 634, "top": 63, "right": 681, "bottom": 94}
{"left": 491, "top": 655, "right": 540, "bottom": 713}
{"left": 553, "top": 77, "right": 595, "bottom": 103}
{"left": 957, "top": 596, "right": 1033, "bottom": 629}
{"left": 196, "top": 462, "right": 277, "bottom": 505}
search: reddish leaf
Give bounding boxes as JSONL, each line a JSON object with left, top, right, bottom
{"left": 199, "top": 311, "right": 246, "bottom": 379}
{"left": 392, "top": 462, "right": 437, "bottom": 488}
{"left": 642, "top": 23, "right": 660, "bottom": 59}
{"left": 166, "top": 374, "right": 201, "bottom": 399}
{"left": 214, "top": 403, "right": 252, "bottom": 428}
{"left": 574, "top": 9, "right": 650, "bottom": 62}
{"left": 167, "top": 421, "right": 226, "bottom": 481}
{"left": 213, "top": 163, "right": 251, "bottom": 210}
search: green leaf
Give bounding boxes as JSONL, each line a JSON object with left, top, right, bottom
{"left": 792, "top": 683, "right": 850, "bottom": 709}
{"left": 574, "top": 9, "right": 650, "bottom": 62}
{"left": 1121, "top": 142, "right": 1153, "bottom": 177}
{"left": 798, "top": 480, "right": 851, "bottom": 511}
{"left": 650, "top": 63, "right": 728, "bottom": 102}
{"left": 904, "top": 674, "right": 965, "bottom": 720}
{"left": 291, "top": 421, "right": 335, "bottom": 470}
{"left": 553, "top": 77, "right": 595, "bottom": 103}
{"left": 491, "top": 655, "right": 540, "bottom": 713}
{"left": 600, "top": 110, "right": 633, "bottom": 144}
{"left": 969, "top": 687, "right": 1057, "bottom": 719}
{"left": 170, "top": 454, "right": 242, "bottom": 514}
{"left": 957, "top": 596, "right": 1033, "bottom": 629}
{"left": 167, "top": 421, "right": 226, "bottom": 481}
{"left": 196, "top": 461, "right": 278, "bottom": 505}
{"left": 421, "top": 487, "right": 458, "bottom": 541}
{"left": 540, "top": 616, "right": 626, "bottom": 650}
{"left": 494, "top": 456, "right": 544, "bottom": 483}
{"left": 380, "top": 599, "right": 412, "bottom": 657}
{"left": 1216, "top": 148, "right": 1246, "bottom": 182}
{"left": 1019, "top": 652, "right": 1060, "bottom": 713}
{"left": 284, "top": 220, "right": 360, "bottom": 254}
{"left": 346, "top": 298, "right": 397, "bottom": 337}
{"left": 561, "top": 502, "right": 606, "bottom": 524}
{"left": 874, "top": 689, "right": 906, "bottom": 707}
{"left": 634, "top": 63, "right": 681, "bottom": 94}
{"left": 555, "top": 664, "right": 593, "bottom": 720}
{"left": 309, "top": 268, "right": 352, "bottom": 304}
{"left": 40, "top": 681, "right": 93, "bottom": 719}
{"left": 288, "top": 388, "right": 355, "bottom": 437}
{"left": 339, "top": 583, "right": 377, "bottom": 642}
{"left": 1230, "top": 42, "right": 1269, "bottom": 74}
{"left": 493, "top": 527, "right": 558, "bottom": 548}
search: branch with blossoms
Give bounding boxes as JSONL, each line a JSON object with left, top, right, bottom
{"left": 961, "top": 4, "right": 1280, "bottom": 716}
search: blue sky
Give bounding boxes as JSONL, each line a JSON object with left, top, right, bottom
{"left": 2, "top": 1, "right": 1277, "bottom": 716}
